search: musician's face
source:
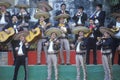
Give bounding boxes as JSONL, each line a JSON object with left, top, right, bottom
{"left": 12, "top": 16, "right": 18, "bottom": 22}
{"left": 89, "top": 19, "right": 94, "bottom": 24}
{"left": 39, "top": 16, "right": 45, "bottom": 21}
{"left": 78, "top": 31, "right": 84, "bottom": 36}
{"left": 96, "top": 6, "right": 101, "bottom": 11}
{"left": 20, "top": 35, "right": 25, "bottom": 42}
{"left": 61, "top": 5, "right": 66, "bottom": 10}
{"left": 41, "top": 7, "right": 47, "bottom": 12}
{"left": 20, "top": 8, "right": 26, "bottom": 13}
{"left": 116, "top": 17, "right": 120, "bottom": 22}
{"left": 51, "top": 32, "right": 57, "bottom": 39}
{"left": 104, "top": 32, "right": 110, "bottom": 37}
{"left": 59, "top": 18, "right": 64, "bottom": 23}
{"left": 78, "top": 9, "right": 83, "bottom": 13}
{"left": 0, "top": 6, "right": 6, "bottom": 11}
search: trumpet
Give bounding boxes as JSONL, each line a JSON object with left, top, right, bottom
{"left": 110, "top": 27, "right": 119, "bottom": 33}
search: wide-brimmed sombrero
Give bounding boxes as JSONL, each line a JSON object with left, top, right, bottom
{"left": 45, "top": 28, "right": 62, "bottom": 37}
{"left": 100, "top": 27, "right": 115, "bottom": 36}
{"left": 37, "top": 1, "right": 52, "bottom": 11}
{"left": 14, "top": 31, "right": 29, "bottom": 40}
{"left": 15, "top": 4, "right": 30, "bottom": 8}
{"left": 34, "top": 10, "right": 50, "bottom": 19}
{"left": 72, "top": 26, "right": 90, "bottom": 34}
{"left": 0, "top": 2, "right": 11, "bottom": 8}
{"left": 54, "top": 14, "right": 70, "bottom": 20}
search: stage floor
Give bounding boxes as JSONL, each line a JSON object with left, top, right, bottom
{"left": 0, "top": 65, "right": 120, "bottom": 80}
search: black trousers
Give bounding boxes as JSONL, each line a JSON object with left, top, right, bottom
{"left": 13, "top": 55, "right": 28, "bottom": 80}
{"left": 86, "top": 38, "right": 97, "bottom": 64}
{"left": 11, "top": 40, "right": 19, "bottom": 64}
{"left": 118, "top": 54, "right": 120, "bottom": 65}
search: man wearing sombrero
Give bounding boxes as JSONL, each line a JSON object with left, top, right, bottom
{"left": 44, "top": 28, "right": 62, "bottom": 80}
{"left": 15, "top": 4, "right": 30, "bottom": 31}
{"left": 71, "top": 27, "right": 89, "bottom": 80}
{"left": 0, "top": 2, "right": 11, "bottom": 31}
{"left": 107, "top": 14, "right": 120, "bottom": 64}
{"left": 55, "top": 13, "right": 71, "bottom": 65}
{"left": 96, "top": 27, "right": 114, "bottom": 80}
{"left": 31, "top": 10, "right": 51, "bottom": 65}
{"left": 37, "top": 1, "right": 52, "bottom": 12}
{"left": 13, "top": 31, "right": 29, "bottom": 80}
{"left": 56, "top": 3, "right": 70, "bottom": 24}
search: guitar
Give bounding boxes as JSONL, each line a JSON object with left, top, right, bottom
{"left": 0, "top": 27, "right": 15, "bottom": 42}
{"left": 26, "top": 27, "right": 41, "bottom": 43}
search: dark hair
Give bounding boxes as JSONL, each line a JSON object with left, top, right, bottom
{"left": 78, "top": 6, "right": 84, "bottom": 10}
{"left": 61, "top": 3, "right": 66, "bottom": 7}
{"left": 51, "top": 32, "right": 57, "bottom": 36}
{"left": 96, "top": 4, "right": 102, "bottom": 9}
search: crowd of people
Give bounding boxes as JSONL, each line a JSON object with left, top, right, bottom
{"left": 0, "top": 1, "right": 120, "bottom": 80}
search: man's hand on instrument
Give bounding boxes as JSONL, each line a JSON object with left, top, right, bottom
{"left": 5, "top": 29, "right": 10, "bottom": 34}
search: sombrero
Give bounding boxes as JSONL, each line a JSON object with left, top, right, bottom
{"left": 37, "top": 1, "right": 52, "bottom": 11}
{"left": 14, "top": 31, "right": 29, "bottom": 40}
{"left": 45, "top": 28, "right": 62, "bottom": 37}
{"left": 54, "top": 14, "right": 70, "bottom": 20}
{"left": 100, "top": 27, "right": 115, "bottom": 36}
{"left": 34, "top": 10, "right": 50, "bottom": 19}
{"left": 72, "top": 26, "right": 90, "bottom": 34}
{"left": 15, "top": 4, "right": 30, "bottom": 8}
{"left": 0, "top": 2, "right": 11, "bottom": 8}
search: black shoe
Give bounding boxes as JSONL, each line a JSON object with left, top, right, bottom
{"left": 61, "top": 63, "right": 64, "bottom": 65}
{"left": 36, "top": 63, "right": 41, "bottom": 65}
{"left": 66, "top": 63, "right": 71, "bottom": 65}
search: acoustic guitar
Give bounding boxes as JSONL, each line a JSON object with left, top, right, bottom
{"left": 0, "top": 27, "right": 15, "bottom": 42}
{"left": 26, "top": 27, "right": 41, "bottom": 43}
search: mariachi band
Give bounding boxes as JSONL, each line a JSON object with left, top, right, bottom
{"left": 0, "top": 1, "right": 120, "bottom": 80}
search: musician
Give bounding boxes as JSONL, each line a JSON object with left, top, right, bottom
{"left": 71, "top": 27, "right": 89, "bottom": 80}
{"left": 0, "top": 2, "right": 11, "bottom": 31}
{"left": 55, "top": 14, "right": 71, "bottom": 65}
{"left": 32, "top": 11, "right": 51, "bottom": 65}
{"left": 44, "top": 28, "right": 61, "bottom": 80}
{"left": 56, "top": 3, "right": 70, "bottom": 24}
{"left": 92, "top": 4, "right": 106, "bottom": 27}
{"left": 13, "top": 32, "right": 29, "bottom": 80}
{"left": 3, "top": 15, "right": 24, "bottom": 65}
{"left": 15, "top": 4, "right": 30, "bottom": 31}
{"left": 37, "top": 1, "right": 53, "bottom": 12}
{"left": 72, "top": 6, "right": 87, "bottom": 26}
{"left": 86, "top": 18, "right": 99, "bottom": 65}
{"left": 107, "top": 15, "right": 120, "bottom": 64}
{"left": 96, "top": 27, "right": 113, "bottom": 80}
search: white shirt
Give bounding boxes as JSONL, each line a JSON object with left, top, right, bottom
{"left": 13, "top": 25, "right": 18, "bottom": 33}
{"left": 95, "top": 11, "right": 100, "bottom": 17}
{"left": 0, "top": 13, "right": 7, "bottom": 24}
{"left": 77, "top": 14, "right": 82, "bottom": 25}
{"left": 76, "top": 42, "right": 81, "bottom": 53}
{"left": 48, "top": 41, "right": 54, "bottom": 53}
{"left": 116, "top": 22, "right": 120, "bottom": 28}
{"left": 18, "top": 41, "right": 24, "bottom": 55}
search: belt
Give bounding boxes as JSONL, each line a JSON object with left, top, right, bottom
{"left": 48, "top": 53, "right": 57, "bottom": 55}
{"left": 76, "top": 52, "right": 85, "bottom": 55}
{"left": 102, "top": 53, "right": 111, "bottom": 55}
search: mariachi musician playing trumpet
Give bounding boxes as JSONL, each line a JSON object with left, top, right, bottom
{"left": 71, "top": 27, "right": 89, "bottom": 80}
{"left": 96, "top": 27, "right": 114, "bottom": 80}
{"left": 31, "top": 10, "right": 51, "bottom": 65}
